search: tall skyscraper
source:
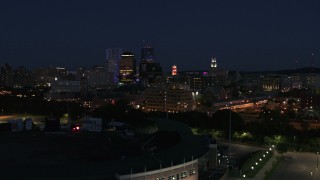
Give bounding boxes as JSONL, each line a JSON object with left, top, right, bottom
{"left": 141, "top": 46, "right": 155, "bottom": 62}
{"left": 139, "top": 46, "right": 162, "bottom": 86}
{"left": 208, "top": 57, "right": 228, "bottom": 86}
{"left": 211, "top": 57, "right": 217, "bottom": 69}
{"left": 209, "top": 57, "right": 218, "bottom": 76}
{"left": 106, "top": 48, "right": 123, "bottom": 84}
{"left": 119, "top": 52, "right": 136, "bottom": 85}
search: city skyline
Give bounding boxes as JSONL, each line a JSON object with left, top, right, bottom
{"left": 1, "top": 0, "right": 320, "bottom": 71}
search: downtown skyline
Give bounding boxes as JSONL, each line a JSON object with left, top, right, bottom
{"left": 1, "top": 0, "right": 320, "bottom": 71}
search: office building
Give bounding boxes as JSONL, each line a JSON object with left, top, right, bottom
{"left": 145, "top": 85, "right": 193, "bottom": 112}
{"left": 119, "top": 52, "right": 136, "bottom": 85}
{"left": 139, "top": 46, "right": 162, "bottom": 86}
{"left": 261, "top": 76, "right": 281, "bottom": 92}
{"left": 106, "top": 48, "right": 123, "bottom": 84}
{"left": 141, "top": 46, "right": 155, "bottom": 62}
{"left": 208, "top": 57, "right": 228, "bottom": 86}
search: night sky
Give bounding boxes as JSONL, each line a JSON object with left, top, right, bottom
{"left": 1, "top": 0, "right": 320, "bottom": 72}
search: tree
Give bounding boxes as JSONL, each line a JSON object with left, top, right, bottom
{"left": 309, "top": 138, "right": 320, "bottom": 151}
{"left": 260, "top": 109, "right": 292, "bottom": 135}
{"left": 211, "top": 109, "right": 244, "bottom": 136}
{"left": 276, "top": 142, "right": 288, "bottom": 156}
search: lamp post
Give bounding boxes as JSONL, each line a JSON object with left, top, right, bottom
{"left": 229, "top": 105, "right": 231, "bottom": 143}
{"left": 317, "top": 151, "right": 319, "bottom": 170}
{"left": 228, "top": 103, "right": 232, "bottom": 167}
{"left": 229, "top": 103, "right": 232, "bottom": 143}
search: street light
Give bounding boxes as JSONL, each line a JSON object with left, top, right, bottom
{"left": 229, "top": 104, "right": 232, "bottom": 143}
{"left": 317, "top": 151, "right": 319, "bottom": 170}
{"left": 228, "top": 103, "right": 232, "bottom": 168}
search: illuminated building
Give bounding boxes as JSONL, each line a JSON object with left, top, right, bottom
{"left": 208, "top": 57, "right": 228, "bottom": 86}
{"left": 106, "top": 48, "right": 123, "bottom": 84}
{"left": 211, "top": 57, "right": 217, "bottom": 69}
{"left": 119, "top": 52, "right": 136, "bottom": 85}
{"left": 145, "top": 85, "right": 193, "bottom": 112}
{"left": 139, "top": 46, "right": 162, "bottom": 86}
{"left": 30, "top": 66, "right": 68, "bottom": 88}
{"left": 141, "top": 46, "right": 155, "bottom": 62}
{"left": 179, "top": 71, "right": 209, "bottom": 92}
{"left": 172, "top": 65, "right": 177, "bottom": 76}
{"left": 261, "top": 76, "right": 281, "bottom": 92}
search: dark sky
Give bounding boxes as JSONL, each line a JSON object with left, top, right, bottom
{"left": 1, "top": 0, "right": 320, "bottom": 72}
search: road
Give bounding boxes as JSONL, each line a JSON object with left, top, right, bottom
{"left": 219, "top": 143, "right": 320, "bottom": 180}
{"left": 270, "top": 152, "right": 320, "bottom": 180}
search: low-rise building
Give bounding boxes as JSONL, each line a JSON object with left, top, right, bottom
{"left": 145, "top": 85, "right": 193, "bottom": 112}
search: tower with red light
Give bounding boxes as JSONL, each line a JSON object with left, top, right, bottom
{"left": 172, "top": 65, "right": 177, "bottom": 76}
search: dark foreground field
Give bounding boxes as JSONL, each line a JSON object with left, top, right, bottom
{"left": 0, "top": 129, "right": 182, "bottom": 179}
{"left": 0, "top": 132, "right": 142, "bottom": 179}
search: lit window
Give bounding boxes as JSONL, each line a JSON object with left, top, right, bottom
{"left": 189, "top": 169, "right": 196, "bottom": 175}
{"left": 180, "top": 171, "right": 187, "bottom": 178}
